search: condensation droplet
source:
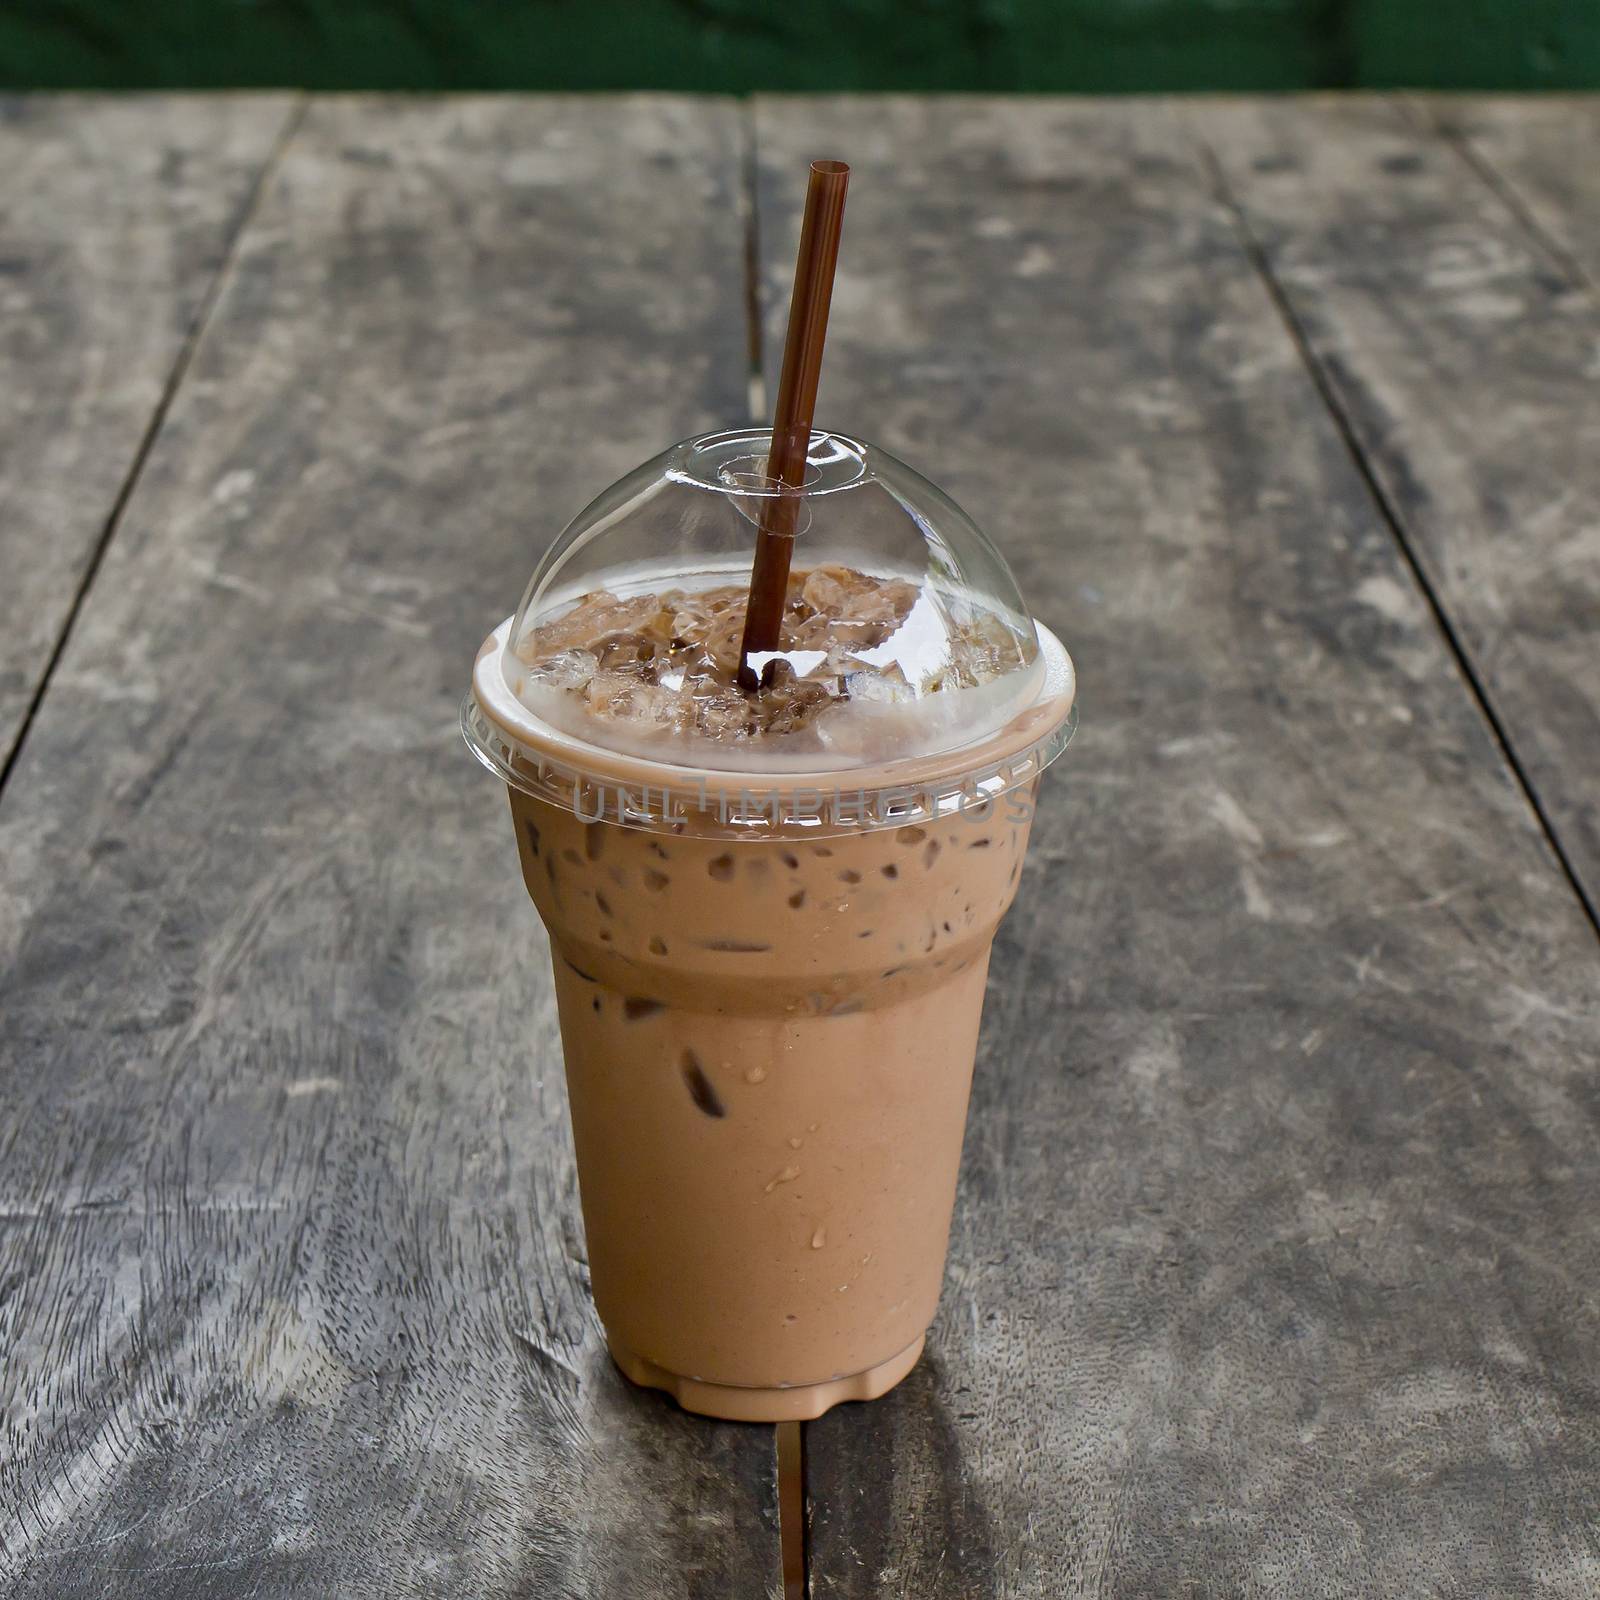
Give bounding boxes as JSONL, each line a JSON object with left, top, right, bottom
{"left": 810, "top": 1227, "right": 827, "bottom": 1249}
{"left": 765, "top": 1166, "right": 801, "bottom": 1193}
{"left": 744, "top": 1065, "right": 768, "bottom": 1085}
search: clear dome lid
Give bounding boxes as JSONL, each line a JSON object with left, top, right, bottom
{"left": 465, "top": 427, "right": 1075, "bottom": 833}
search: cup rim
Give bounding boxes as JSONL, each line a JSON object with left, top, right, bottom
{"left": 463, "top": 617, "right": 1077, "bottom": 837}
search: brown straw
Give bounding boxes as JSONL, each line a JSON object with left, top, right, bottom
{"left": 738, "top": 159, "right": 850, "bottom": 691}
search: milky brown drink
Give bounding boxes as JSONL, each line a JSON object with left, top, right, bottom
{"left": 463, "top": 428, "right": 1076, "bottom": 1421}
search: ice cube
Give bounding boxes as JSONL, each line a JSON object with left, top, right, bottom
{"left": 524, "top": 648, "right": 599, "bottom": 692}
{"left": 530, "top": 591, "right": 664, "bottom": 657}
{"left": 801, "top": 565, "right": 917, "bottom": 627}
{"left": 843, "top": 668, "right": 914, "bottom": 705}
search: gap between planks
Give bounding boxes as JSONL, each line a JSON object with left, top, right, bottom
{"left": 777, "top": 1420, "right": 809, "bottom": 1599}
{"left": 1410, "top": 94, "right": 1597, "bottom": 296}
{"left": 740, "top": 96, "right": 769, "bottom": 423}
{"left": 1189, "top": 109, "right": 1600, "bottom": 946}
{"left": 0, "top": 94, "right": 309, "bottom": 801}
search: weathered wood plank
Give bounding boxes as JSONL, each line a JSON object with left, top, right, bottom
{"left": 756, "top": 96, "right": 1600, "bottom": 1597}
{"left": 0, "top": 93, "right": 298, "bottom": 772}
{"left": 0, "top": 96, "right": 781, "bottom": 1598}
{"left": 1426, "top": 96, "right": 1600, "bottom": 288}
{"left": 1197, "top": 94, "right": 1600, "bottom": 923}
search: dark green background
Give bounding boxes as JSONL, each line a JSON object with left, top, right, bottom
{"left": 2, "top": 1, "right": 1597, "bottom": 91}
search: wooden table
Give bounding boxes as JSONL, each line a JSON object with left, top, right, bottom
{"left": 3, "top": 93, "right": 1597, "bottom": 1598}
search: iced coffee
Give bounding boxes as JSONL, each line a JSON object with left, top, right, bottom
{"left": 464, "top": 428, "right": 1075, "bottom": 1420}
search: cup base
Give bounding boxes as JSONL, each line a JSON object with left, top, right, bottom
{"left": 607, "top": 1334, "right": 926, "bottom": 1422}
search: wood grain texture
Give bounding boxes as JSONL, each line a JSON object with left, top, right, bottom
{"left": 1426, "top": 97, "right": 1600, "bottom": 288}
{"left": 1196, "top": 95, "right": 1600, "bottom": 921}
{"left": 0, "top": 92, "right": 297, "bottom": 771}
{"left": 0, "top": 95, "right": 782, "bottom": 1598}
{"left": 755, "top": 96, "right": 1600, "bottom": 1597}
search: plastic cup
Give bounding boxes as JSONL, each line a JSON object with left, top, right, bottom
{"left": 465, "top": 428, "right": 1075, "bottom": 1420}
